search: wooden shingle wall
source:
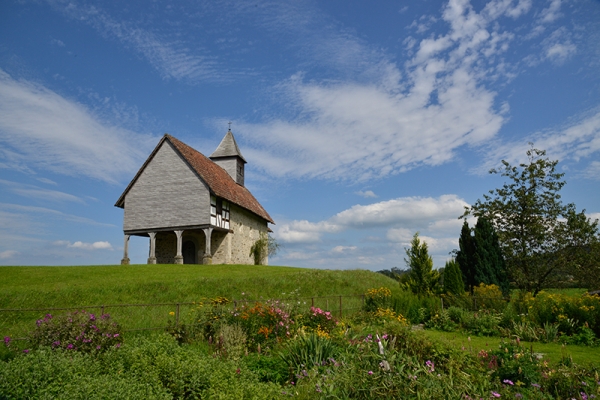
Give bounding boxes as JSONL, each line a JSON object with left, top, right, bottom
{"left": 123, "top": 141, "right": 211, "bottom": 231}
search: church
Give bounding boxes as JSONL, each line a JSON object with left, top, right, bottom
{"left": 115, "top": 129, "right": 274, "bottom": 265}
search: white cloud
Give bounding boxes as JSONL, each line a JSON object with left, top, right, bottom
{"left": 275, "top": 195, "right": 468, "bottom": 243}
{"left": 0, "top": 179, "right": 83, "bottom": 203}
{"left": 0, "top": 250, "right": 18, "bottom": 259}
{"left": 539, "top": 0, "right": 562, "bottom": 24}
{"left": 237, "top": 0, "right": 537, "bottom": 181}
{"left": 0, "top": 70, "right": 155, "bottom": 184}
{"left": 356, "top": 190, "right": 377, "bottom": 198}
{"left": 0, "top": 203, "right": 116, "bottom": 228}
{"left": 331, "top": 246, "right": 357, "bottom": 254}
{"left": 477, "top": 108, "right": 600, "bottom": 174}
{"left": 54, "top": 240, "right": 113, "bottom": 250}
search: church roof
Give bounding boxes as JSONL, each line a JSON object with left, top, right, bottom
{"left": 209, "top": 129, "right": 247, "bottom": 163}
{"left": 115, "top": 134, "right": 274, "bottom": 224}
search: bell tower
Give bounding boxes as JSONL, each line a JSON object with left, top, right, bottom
{"left": 209, "top": 128, "right": 246, "bottom": 186}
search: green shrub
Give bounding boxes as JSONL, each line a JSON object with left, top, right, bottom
{"left": 279, "top": 333, "right": 339, "bottom": 374}
{"left": 29, "top": 310, "right": 122, "bottom": 353}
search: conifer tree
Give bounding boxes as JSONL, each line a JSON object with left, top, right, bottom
{"left": 443, "top": 259, "right": 464, "bottom": 296}
{"left": 456, "top": 220, "right": 476, "bottom": 294}
{"left": 473, "top": 217, "right": 509, "bottom": 294}
{"left": 405, "top": 232, "right": 439, "bottom": 295}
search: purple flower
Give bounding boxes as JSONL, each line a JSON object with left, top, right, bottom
{"left": 45, "top": 314, "right": 52, "bottom": 319}
{"left": 426, "top": 360, "right": 435, "bottom": 372}
{"left": 113, "top": 333, "right": 119, "bottom": 338}
{"left": 115, "top": 343, "right": 121, "bottom": 348}
{"left": 23, "top": 349, "right": 29, "bottom": 354}
{"left": 52, "top": 341, "right": 60, "bottom": 347}
{"left": 67, "top": 344, "right": 74, "bottom": 349}
{"left": 89, "top": 314, "right": 96, "bottom": 321}
{"left": 3, "top": 336, "right": 10, "bottom": 345}
{"left": 531, "top": 383, "right": 541, "bottom": 388}
{"left": 368, "top": 371, "right": 373, "bottom": 375}
{"left": 503, "top": 379, "right": 514, "bottom": 386}
{"left": 491, "top": 391, "right": 501, "bottom": 398}
{"left": 581, "top": 393, "right": 588, "bottom": 400}
{"left": 36, "top": 319, "right": 42, "bottom": 327}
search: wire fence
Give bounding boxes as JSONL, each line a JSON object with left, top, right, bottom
{"left": 0, "top": 295, "right": 367, "bottom": 340}
{"left": 0, "top": 293, "right": 513, "bottom": 340}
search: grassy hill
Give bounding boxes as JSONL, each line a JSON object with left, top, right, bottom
{"left": 0, "top": 264, "right": 398, "bottom": 337}
{"left": 0, "top": 264, "right": 397, "bottom": 308}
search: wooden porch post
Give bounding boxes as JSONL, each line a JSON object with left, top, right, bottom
{"left": 147, "top": 232, "right": 157, "bottom": 264}
{"left": 174, "top": 230, "right": 184, "bottom": 264}
{"left": 120, "top": 234, "right": 130, "bottom": 265}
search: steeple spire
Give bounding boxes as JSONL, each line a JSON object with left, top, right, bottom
{"left": 210, "top": 128, "right": 246, "bottom": 186}
{"left": 210, "top": 128, "right": 246, "bottom": 163}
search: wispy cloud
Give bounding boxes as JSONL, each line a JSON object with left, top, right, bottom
{"left": 476, "top": 107, "right": 600, "bottom": 173}
{"left": 48, "top": 1, "right": 233, "bottom": 84}
{"left": 0, "top": 70, "right": 155, "bottom": 184}
{"left": 0, "top": 250, "right": 19, "bottom": 259}
{"left": 0, "top": 203, "right": 116, "bottom": 228}
{"left": 356, "top": 190, "right": 377, "bottom": 199}
{"left": 54, "top": 240, "right": 113, "bottom": 250}
{"left": 235, "top": 0, "right": 542, "bottom": 181}
{"left": 0, "top": 179, "right": 84, "bottom": 203}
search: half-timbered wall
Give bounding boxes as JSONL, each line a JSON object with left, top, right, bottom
{"left": 123, "top": 142, "right": 211, "bottom": 231}
{"left": 228, "top": 204, "right": 268, "bottom": 264}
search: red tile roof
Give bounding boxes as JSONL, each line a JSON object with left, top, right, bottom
{"left": 115, "top": 134, "right": 274, "bottom": 224}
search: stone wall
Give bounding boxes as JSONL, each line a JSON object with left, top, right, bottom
{"left": 227, "top": 204, "right": 269, "bottom": 265}
{"left": 155, "top": 232, "right": 176, "bottom": 264}
{"left": 149, "top": 207, "right": 268, "bottom": 265}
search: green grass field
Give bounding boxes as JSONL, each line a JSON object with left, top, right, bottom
{"left": 422, "top": 329, "right": 600, "bottom": 366}
{"left": 0, "top": 264, "right": 398, "bottom": 337}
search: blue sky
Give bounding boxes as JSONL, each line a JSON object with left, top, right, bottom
{"left": 1, "top": 0, "right": 599, "bottom": 270}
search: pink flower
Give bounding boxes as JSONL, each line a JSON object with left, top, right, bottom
{"left": 491, "top": 391, "right": 501, "bottom": 398}
{"left": 368, "top": 371, "right": 373, "bottom": 375}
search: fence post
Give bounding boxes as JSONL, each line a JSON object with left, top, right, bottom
{"left": 176, "top": 303, "right": 180, "bottom": 326}
{"left": 311, "top": 297, "right": 314, "bottom": 307}
{"left": 326, "top": 298, "right": 329, "bottom": 311}
{"left": 339, "top": 296, "right": 343, "bottom": 318}
{"left": 101, "top": 305, "right": 105, "bottom": 315}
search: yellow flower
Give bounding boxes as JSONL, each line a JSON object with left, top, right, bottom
{"left": 169, "top": 311, "right": 175, "bottom": 316}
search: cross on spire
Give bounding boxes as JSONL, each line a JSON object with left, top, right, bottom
{"left": 228, "top": 121, "right": 232, "bottom": 131}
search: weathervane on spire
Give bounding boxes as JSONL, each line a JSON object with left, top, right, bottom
{"left": 228, "top": 121, "right": 232, "bottom": 131}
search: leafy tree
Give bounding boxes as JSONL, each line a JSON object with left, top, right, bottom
{"left": 473, "top": 217, "right": 510, "bottom": 295}
{"left": 443, "top": 259, "right": 464, "bottom": 296}
{"left": 404, "top": 232, "right": 439, "bottom": 295}
{"left": 456, "top": 220, "right": 476, "bottom": 294}
{"left": 463, "top": 147, "right": 599, "bottom": 295}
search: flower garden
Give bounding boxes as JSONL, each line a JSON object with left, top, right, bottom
{"left": 1, "top": 285, "right": 600, "bottom": 399}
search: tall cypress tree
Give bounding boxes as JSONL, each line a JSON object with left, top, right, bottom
{"left": 443, "top": 259, "right": 464, "bottom": 295}
{"left": 456, "top": 220, "right": 476, "bottom": 294}
{"left": 473, "top": 217, "right": 509, "bottom": 294}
